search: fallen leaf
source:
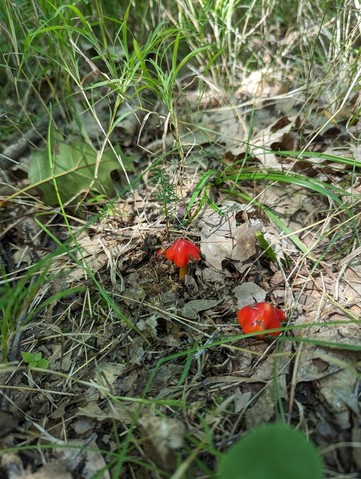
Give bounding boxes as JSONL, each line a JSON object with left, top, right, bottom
{"left": 138, "top": 415, "right": 186, "bottom": 471}
{"left": 95, "top": 361, "right": 126, "bottom": 386}
{"left": 136, "top": 315, "right": 159, "bottom": 338}
{"left": 233, "top": 282, "right": 267, "bottom": 309}
{"left": 76, "top": 401, "right": 134, "bottom": 425}
{"left": 182, "top": 299, "right": 223, "bottom": 320}
{"left": 54, "top": 436, "right": 110, "bottom": 479}
{"left": 245, "top": 386, "right": 277, "bottom": 429}
{"left": 199, "top": 204, "right": 262, "bottom": 272}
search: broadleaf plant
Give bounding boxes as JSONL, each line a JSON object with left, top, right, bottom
{"left": 28, "top": 131, "right": 135, "bottom": 205}
{"left": 218, "top": 423, "right": 324, "bottom": 479}
{"left": 21, "top": 351, "right": 49, "bottom": 369}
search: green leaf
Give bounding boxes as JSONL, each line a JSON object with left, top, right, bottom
{"left": 36, "top": 358, "right": 49, "bottom": 369}
{"left": 255, "top": 231, "right": 278, "bottom": 262}
{"left": 21, "top": 351, "right": 35, "bottom": 364}
{"left": 28, "top": 132, "right": 133, "bottom": 205}
{"left": 218, "top": 424, "right": 323, "bottom": 479}
{"left": 21, "top": 351, "right": 48, "bottom": 369}
{"left": 33, "top": 351, "right": 42, "bottom": 361}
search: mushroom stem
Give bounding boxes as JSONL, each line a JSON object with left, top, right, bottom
{"left": 179, "top": 265, "right": 188, "bottom": 280}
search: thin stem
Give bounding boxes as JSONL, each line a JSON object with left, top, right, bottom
{"left": 179, "top": 265, "right": 188, "bottom": 280}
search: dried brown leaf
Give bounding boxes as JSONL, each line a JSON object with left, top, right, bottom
{"left": 138, "top": 415, "right": 186, "bottom": 471}
{"left": 233, "top": 282, "right": 267, "bottom": 309}
{"left": 199, "top": 205, "right": 262, "bottom": 272}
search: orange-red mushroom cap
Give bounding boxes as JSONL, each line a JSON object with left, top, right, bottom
{"left": 165, "top": 238, "right": 201, "bottom": 268}
{"left": 237, "top": 302, "right": 285, "bottom": 338}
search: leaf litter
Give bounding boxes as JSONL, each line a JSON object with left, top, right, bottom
{"left": 1, "top": 70, "right": 361, "bottom": 478}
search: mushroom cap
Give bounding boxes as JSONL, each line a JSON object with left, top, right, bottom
{"left": 165, "top": 238, "right": 201, "bottom": 268}
{"left": 237, "top": 302, "right": 285, "bottom": 338}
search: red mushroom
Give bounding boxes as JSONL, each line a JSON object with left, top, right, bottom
{"left": 237, "top": 302, "right": 285, "bottom": 339}
{"left": 163, "top": 238, "right": 201, "bottom": 280}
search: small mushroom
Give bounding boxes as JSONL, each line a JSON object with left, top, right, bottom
{"left": 163, "top": 238, "right": 201, "bottom": 280}
{"left": 237, "top": 302, "right": 285, "bottom": 339}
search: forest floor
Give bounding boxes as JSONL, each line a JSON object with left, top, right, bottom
{"left": 0, "top": 8, "right": 361, "bottom": 479}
